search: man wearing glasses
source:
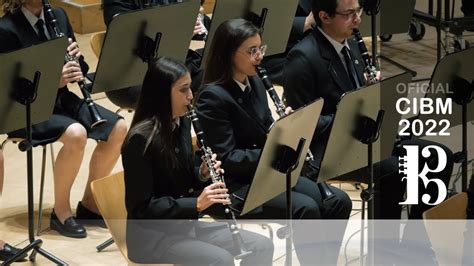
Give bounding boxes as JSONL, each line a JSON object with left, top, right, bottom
{"left": 284, "top": 0, "right": 368, "bottom": 187}
{"left": 284, "top": 0, "right": 454, "bottom": 263}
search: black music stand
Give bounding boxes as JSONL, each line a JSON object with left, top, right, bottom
{"left": 317, "top": 72, "right": 412, "bottom": 265}
{"left": 0, "top": 37, "right": 68, "bottom": 265}
{"left": 229, "top": 99, "right": 323, "bottom": 266}
{"left": 90, "top": 0, "right": 200, "bottom": 94}
{"left": 418, "top": 47, "right": 474, "bottom": 192}
{"left": 93, "top": 0, "right": 200, "bottom": 252}
{"left": 199, "top": 0, "right": 299, "bottom": 68}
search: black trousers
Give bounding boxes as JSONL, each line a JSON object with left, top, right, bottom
{"left": 212, "top": 176, "right": 352, "bottom": 265}
{"left": 159, "top": 226, "right": 274, "bottom": 266}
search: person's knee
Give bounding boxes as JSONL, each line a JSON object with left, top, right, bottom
{"left": 335, "top": 189, "right": 353, "bottom": 218}
{"left": 294, "top": 198, "right": 321, "bottom": 219}
{"left": 61, "top": 123, "right": 87, "bottom": 148}
{"left": 110, "top": 119, "right": 128, "bottom": 142}
{"left": 211, "top": 249, "right": 235, "bottom": 265}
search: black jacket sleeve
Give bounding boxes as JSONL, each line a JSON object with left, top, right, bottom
{"left": 284, "top": 48, "right": 333, "bottom": 138}
{"left": 195, "top": 88, "right": 260, "bottom": 183}
{"left": 122, "top": 133, "right": 199, "bottom": 220}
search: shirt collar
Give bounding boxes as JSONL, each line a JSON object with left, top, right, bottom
{"left": 233, "top": 77, "right": 251, "bottom": 93}
{"left": 172, "top": 118, "right": 180, "bottom": 131}
{"left": 318, "top": 27, "right": 350, "bottom": 55}
{"left": 21, "top": 6, "right": 46, "bottom": 29}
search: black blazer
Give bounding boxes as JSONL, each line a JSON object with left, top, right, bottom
{"left": 195, "top": 76, "right": 274, "bottom": 192}
{"left": 122, "top": 117, "right": 209, "bottom": 262}
{"left": 0, "top": 7, "right": 88, "bottom": 74}
{"left": 283, "top": 28, "right": 365, "bottom": 169}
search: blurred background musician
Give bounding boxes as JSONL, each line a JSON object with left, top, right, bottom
{"left": 260, "top": 0, "right": 315, "bottom": 85}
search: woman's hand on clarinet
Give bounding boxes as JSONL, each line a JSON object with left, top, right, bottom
{"left": 199, "top": 153, "right": 224, "bottom": 181}
{"left": 284, "top": 106, "right": 294, "bottom": 116}
{"left": 59, "top": 61, "right": 83, "bottom": 87}
{"left": 59, "top": 39, "right": 83, "bottom": 87}
{"left": 67, "top": 38, "right": 81, "bottom": 59}
{"left": 196, "top": 182, "right": 231, "bottom": 211}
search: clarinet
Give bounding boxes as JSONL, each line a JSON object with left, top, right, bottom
{"left": 186, "top": 106, "right": 252, "bottom": 260}
{"left": 42, "top": 0, "right": 107, "bottom": 128}
{"left": 353, "top": 28, "right": 378, "bottom": 85}
{"left": 256, "top": 66, "right": 336, "bottom": 201}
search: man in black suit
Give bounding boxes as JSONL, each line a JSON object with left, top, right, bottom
{"left": 284, "top": 0, "right": 454, "bottom": 220}
{"left": 260, "top": 0, "right": 315, "bottom": 85}
{"left": 0, "top": 0, "right": 127, "bottom": 238}
{"left": 284, "top": 0, "right": 454, "bottom": 263}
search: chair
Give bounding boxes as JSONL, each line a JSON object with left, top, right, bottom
{"left": 90, "top": 31, "right": 106, "bottom": 58}
{"left": 423, "top": 192, "right": 467, "bottom": 220}
{"left": 1, "top": 138, "right": 55, "bottom": 236}
{"left": 90, "top": 31, "right": 138, "bottom": 113}
{"left": 90, "top": 171, "right": 129, "bottom": 261}
{"left": 423, "top": 193, "right": 468, "bottom": 265}
{"left": 91, "top": 171, "right": 173, "bottom": 265}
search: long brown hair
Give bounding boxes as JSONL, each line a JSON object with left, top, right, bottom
{"left": 124, "top": 57, "right": 189, "bottom": 168}
{"left": 202, "top": 18, "right": 261, "bottom": 85}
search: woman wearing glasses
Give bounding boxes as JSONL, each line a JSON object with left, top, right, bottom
{"left": 195, "top": 18, "right": 352, "bottom": 265}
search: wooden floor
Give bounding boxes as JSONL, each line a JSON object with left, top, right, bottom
{"left": 1, "top": 2, "right": 474, "bottom": 265}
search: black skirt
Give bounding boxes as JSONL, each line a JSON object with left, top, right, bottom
{"left": 8, "top": 89, "right": 123, "bottom": 147}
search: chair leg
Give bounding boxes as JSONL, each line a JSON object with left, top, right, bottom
{"left": 49, "top": 144, "right": 55, "bottom": 171}
{"left": 37, "top": 145, "right": 47, "bottom": 236}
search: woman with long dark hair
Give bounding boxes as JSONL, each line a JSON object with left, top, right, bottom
{"left": 195, "top": 18, "right": 353, "bottom": 264}
{"left": 121, "top": 57, "right": 274, "bottom": 265}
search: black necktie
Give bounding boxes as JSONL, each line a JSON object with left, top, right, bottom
{"left": 35, "top": 19, "right": 48, "bottom": 42}
{"left": 243, "top": 85, "right": 258, "bottom": 114}
{"left": 341, "top": 46, "right": 360, "bottom": 89}
{"left": 243, "top": 86, "right": 251, "bottom": 98}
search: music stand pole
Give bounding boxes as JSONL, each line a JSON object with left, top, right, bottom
{"left": 4, "top": 72, "right": 66, "bottom": 265}
{"left": 282, "top": 138, "right": 306, "bottom": 266}
{"left": 355, "top": 110, "right": 385, "bottom": 266}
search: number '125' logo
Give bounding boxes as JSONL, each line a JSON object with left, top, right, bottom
{"left": 399, "top": 145, "right": 448, "bottom": 206}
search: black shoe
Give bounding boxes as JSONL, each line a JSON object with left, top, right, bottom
{"left": 50, "top": 210, "right": 87, "bottom": 238}
{"left": 0, "top": 243, "right": 28, "bottom": 262}
{"left": 75, "top": 201, "right": 107, "bottom": 228}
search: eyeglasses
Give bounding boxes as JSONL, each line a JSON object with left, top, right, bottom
{"left": 246, "top": 45, "right": 267, "bottom": 58}
{"left": 335, "top": 7, "right": 364, "bottom": 19}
